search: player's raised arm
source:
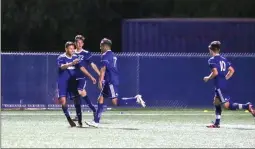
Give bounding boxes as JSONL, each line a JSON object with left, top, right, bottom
{"left": 225, "top": 66, "right": 235, "bottom": 80}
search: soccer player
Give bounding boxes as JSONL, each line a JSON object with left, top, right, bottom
{"left": 72, "top": 35, "right": 100, "bottom": 121}
{"left": 85, "top": 38, "right": 146, "bottom": 128}
{"left": 203, "top": 41, "right": 255, "bottom": 128}
{"left": 57, "top": 41, "right": 80, "bottom": 127}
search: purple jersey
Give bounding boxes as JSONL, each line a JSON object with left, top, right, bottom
{"left": 208, "top": 55, "right": 232, "bottom": 90}
{"left": 74, "top": 49, "right": 93, "bottom": 79}
{"left": 57, "top": 53, "right": 81, "bottom": 82}
{"left": 101, "top": 50, "right": 119, "bottom": 85}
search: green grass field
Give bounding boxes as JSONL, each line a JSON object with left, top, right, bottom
{"left": 1, "top": 109, "right": 255, "bottom": 148}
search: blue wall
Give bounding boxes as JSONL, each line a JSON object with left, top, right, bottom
{"left": 122, "top": 19, "right": 255, "bottom": 53}
{"left": 1, "top": 53, "right": 255, "bottom": 108}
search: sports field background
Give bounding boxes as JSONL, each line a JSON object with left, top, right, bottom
{"left": 1, "top": 109, "right": 255, "bottom": 148}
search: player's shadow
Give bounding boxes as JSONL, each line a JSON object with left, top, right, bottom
{"left": 76, "top": 126, "right": 139, "bottom": 130}
{"left": 224, "top": 127, "right": 255, "bottom": 130}
{"left": 100, "top": 126, "right": 140, "bottom": 130}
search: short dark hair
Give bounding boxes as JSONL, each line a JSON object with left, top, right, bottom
{"left": 100, "top": 38, "right": 112, "bottom": 47}
{"left": 65, "top": 41, "right": 75, "bottom": 48}
{"left": 75, "top": 35, "right": 85, "bottom": 42}
{"left": 208, "top": 41, "right": 221, "bottom": 52}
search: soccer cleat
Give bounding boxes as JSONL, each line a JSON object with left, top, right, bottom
{"left": 77, "top": 121, "right": 83, "bottom": 128}
{"left": 67, "top": 117, "right": 76, "bottom": 127}
{"left": 247, "top": 102, "right": 255, "bottom": 117}
{"left": 72, "top": 116, "right": 78, "bottom": 121}
{"left": 135, "top": 94, "right": 146, "bottom": 108}
{"left": 206, "top": 124, "right": 220, "bottom": 128}
{"left": 85, "top": 121, "right": 99, "bottom": 128}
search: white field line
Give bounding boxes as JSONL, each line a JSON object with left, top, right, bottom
{"left": 0, "top": 113, "right": 251, "bottom": 116}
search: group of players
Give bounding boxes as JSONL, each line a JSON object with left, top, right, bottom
{"left": 57, "top": 35, "right": 255, "bottom": 128}
{"left": 57, "top": 35, "right": 145, "bottom": 128}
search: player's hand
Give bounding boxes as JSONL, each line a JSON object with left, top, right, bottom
{"left": 203, "top": 76, "right": 210, "bottom": 82}
{"left": 90, "top": 77, "right": 97, "bottom": 84}
{"left": 71, "top": 59, "right": 79, "bottom": 65}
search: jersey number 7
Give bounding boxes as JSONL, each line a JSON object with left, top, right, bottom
{"left": 113, "top": 57, "right": 117, "bottom": 67}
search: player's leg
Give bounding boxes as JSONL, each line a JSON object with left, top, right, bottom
{"left": 207, "top": 97, "right": 222, "bottom": 128}
{"left": 108, "top": 84, "right": 146, "bottom": 107}
{"left": 77, "top": 79, "right": 96, "bottom": 113}
{"left": 85, "top": 95, "right": 104, "bottom": 128}
{"left": 68, "top": 79, "right": 83, "bottom": 126}
{"left": 58, "top": 94, "right": 76, "bottom": 127}
{"left": 216, "top": 88, "right": 255, "bottom": 117}
{"left": 73, "top": 96, "right": 82, "bottom": 126}
{"left": 58, "top": 82, "right": 76, "bottom": 127}
{"left": 85, "top": 84, "right": 106, "bottom": 127}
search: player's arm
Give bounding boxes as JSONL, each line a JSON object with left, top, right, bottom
{"left": 204, "top": 59, "right": 218, "bottom": 82}
{"left": 85, "top": 52, "right": 100, "bottom": 76}
{"left": 76, "top": 61, "right": 96, "bottom": 84}
{"left": 57, "top": 57, "right": 79, "bottom": 70}
{"left": 225, "top": 66, "right": 235, "bottom": 80}
{"left": 204, "top": 68, "right": 218, "bottom": 82}
{"left": 98, "top": 66, "right": 106, "bottom": 90}
{"left": 90, "top": 63, "right": 100, "bottom": 76}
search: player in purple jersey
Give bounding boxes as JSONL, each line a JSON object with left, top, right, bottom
{"left": 203, "top": 41, "right": 255, "bottom": 128}
{"left": 72, "top": 35, "right": 100, "bottom": 121}
{"left": 57, "top": 41, "right": 95, "bottom": 127}
{"left": 85, "top": 38, "right": 146, "bottom": 128}
{"left": 57, "top": 41, "right": 80, "bottom": 127}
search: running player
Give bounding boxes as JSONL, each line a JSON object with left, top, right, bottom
{"left": 72, "top": 35, "right": 100, "bottom": 121}
{"left": 203, "top": 41, "right": 255, "bottom": 128}
{"left": 85, "top": 38, "right": 146, "bottom": 128}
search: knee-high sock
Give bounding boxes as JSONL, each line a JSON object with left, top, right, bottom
{"left": 82, "top": 96, "right": 96, "bottom": 113}
{"left": 214, "top": 105, "right": 222, "bottom": 125}
{"left": 75, "top": 104, "right": 82, "bottom": 122}
{"left": 94, "top": 103, "right": 104, "bottom": 123}
{"left": 62, "top": 104, "right": 70, "bottom": 119}
{"left": 117, "top": 97, "right": 137, "bottom": 106}
{"left": 229, "top": 102, "right": 249, "bottom": 110}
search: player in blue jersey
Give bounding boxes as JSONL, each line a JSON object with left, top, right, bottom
{"left": 57, "top": 41, "right": 80, "bottom": 127}
{"left": 72, "top": 35, "right": 100, "bottom": 121}
{"left": 85, "top": 38, "right": 146, "bottom": 127}
{"left": 57, "top": 41, "right": 95, "bottom": 127}
{"left": 203, "top": 41, "right": 255, "bottom": 128}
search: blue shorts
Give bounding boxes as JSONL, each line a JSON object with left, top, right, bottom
{"left": 100, "top": 83, "right": 118, "bottom": 99}
{"left": 215, "top": 88, "right": 230, "bottom": 103}
{"left": 58, "top": 78, "right": 79, "bottom": 100}
{"left": 77, "top": 79, "right": 87, "bottom": 91}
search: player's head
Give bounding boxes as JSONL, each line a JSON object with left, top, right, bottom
{"left": 65, "top": 41, "right": 75, "bottom": 56}
{"left": 208, "top": 41, "right": 221, "bottom": 56}
{"left": 100, "top": 38, "right": 112, "bottom": 53}
{"left": 75, "top": 35, "right": 85, "bottom": 50}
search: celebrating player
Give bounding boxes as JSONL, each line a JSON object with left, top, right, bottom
{"left": 203, "top": 41, "right": 255, "bottom": 128}
{"left": 72, "top": 35, "right": 100, "bottom": 121}
{"left": 85, "top": 38, "right": 146, "bottom": 128}
{"left": 57, "top": 41, "right": 80, "bottom": 127}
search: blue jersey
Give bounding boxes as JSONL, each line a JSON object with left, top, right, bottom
{"left": 74, "top": 49, "right": 93, "bottom": 79}
{"left": 101, "top": 50, "right": 119, "bottom": 85}
{"left": 57, "top": 53, "right": 79, "bottom": 82}
{"left": 208, "top": 55, "right": 232, "bottom": 90}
